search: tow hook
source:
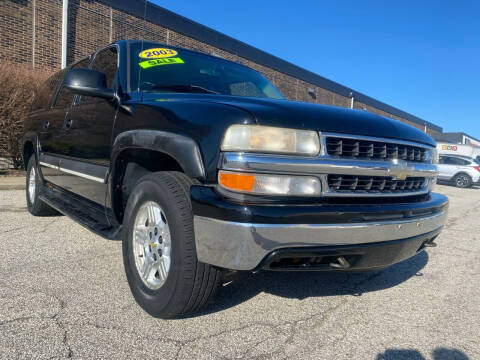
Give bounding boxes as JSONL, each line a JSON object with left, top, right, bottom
{"left": 329, "top": 256, "right": 351, "bottom": 269}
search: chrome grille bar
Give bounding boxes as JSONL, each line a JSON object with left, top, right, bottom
{"left": 325, "top": 137, "right": 427, "bottom": 162}
{"left": 221, "top": 153, "right": 437, "bottom": 179}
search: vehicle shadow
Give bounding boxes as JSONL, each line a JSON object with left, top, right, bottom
{"left": 197, "top": 250, "right": 429, "bottom": 316}
{"left": 377, "top": 347, "right": 469, "bottom": 359}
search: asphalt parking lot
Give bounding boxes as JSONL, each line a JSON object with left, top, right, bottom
{"left": 0, "top": 184, "right": 479, "bottom": 359}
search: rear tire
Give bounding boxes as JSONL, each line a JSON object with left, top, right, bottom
{"left": 25, "top": 156, "right": 59, "bottom": 216}
{"left": 122, "top": 171, "right": 221, "bottom": 318}
{"left": 453, "top": 173, "right": 472, "bottom": 188}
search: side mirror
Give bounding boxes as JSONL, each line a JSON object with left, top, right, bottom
{"left": 63, "top": 68, "right": 115, "bottom": 100}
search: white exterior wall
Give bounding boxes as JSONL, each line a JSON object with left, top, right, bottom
{"left": 437, "top": 142, "right": 480, "bottom": 159}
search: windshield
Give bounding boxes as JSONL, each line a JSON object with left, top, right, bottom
{"left": 129, "top": 42, "right": 285, "bottom": 100}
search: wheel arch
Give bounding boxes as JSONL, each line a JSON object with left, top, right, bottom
{"left": 452, "top": 171, "right": 472, "bottom": 180}
{"left": 109, "top": 130, "right": 206, "bottom": 222}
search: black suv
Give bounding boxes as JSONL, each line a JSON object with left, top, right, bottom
{"left": 23, "top": 40, "right": 448, "bottom": 318}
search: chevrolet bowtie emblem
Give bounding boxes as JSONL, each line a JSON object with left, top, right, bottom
{"left": 389, "top": 160, "right": 414, "bottom": 180}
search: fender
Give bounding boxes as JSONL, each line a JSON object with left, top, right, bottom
{"left": 111, "top": 129, "right": 206, "bottom": 180}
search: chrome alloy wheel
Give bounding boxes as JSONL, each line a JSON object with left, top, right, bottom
{"left": 456, "top": 175, "right": 469, "bottom": 188}
{"left": 28, "top": 166, "right": 36, "bottom": 204}
{"left": 132, "top": 201, "right": 172, "bottom": 290}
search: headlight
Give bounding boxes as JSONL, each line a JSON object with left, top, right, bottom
{"left": 221, "top": 125, "right": 320, "bottom": 156}
{"left": 218, "top": 170, "right": 321, "bottom": 196}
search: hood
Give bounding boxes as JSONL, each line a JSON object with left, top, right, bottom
{"left": 142, "top": 93, "right": 436, "bottom": 147}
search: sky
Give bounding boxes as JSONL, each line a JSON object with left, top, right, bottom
{"left": 151, "top": 0, "right": 479, "bottom": 138}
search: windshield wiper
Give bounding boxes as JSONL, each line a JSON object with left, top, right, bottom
{"left": 149, "top": 84, "right": 219, "bottom": 94}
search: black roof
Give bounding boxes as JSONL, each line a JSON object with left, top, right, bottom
{"left": 100, "top": 0, "right": 442, "bottom": 132}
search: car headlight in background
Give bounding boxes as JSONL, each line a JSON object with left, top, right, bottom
{"left": 218, "top": 170, "right": 321, "bottom": 196}
{"left": 221, "top": 125, "right": 320, "bottom": 156}
{"left": 425, "top": 148, "right": 438, "bottom": 164}
{"left": 431, "top": 148, "right": 439, "bottom": 164}
{"left": 428, "top": 176, "right": 437, "bottom": 191}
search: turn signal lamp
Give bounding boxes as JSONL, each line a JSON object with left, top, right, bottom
{"left": 218, "top": 170, "right": 321, "bottom": 196}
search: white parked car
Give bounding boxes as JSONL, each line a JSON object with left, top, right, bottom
{"left": 437, "top": 155, "right": 480, "bottom": 188}
{"left": 437, "top": 142, "right": 480, "bottom": 160}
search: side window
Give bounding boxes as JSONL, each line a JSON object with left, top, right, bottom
{"left": 53, "top": 68, "right": 74, "bottom": 108}
{"left": 445, "top": 157, "right": 469, "bottom": 165}
{"left": 73, "top": 57, "right": 91, "bottom": 70}
{"left": 441, "top": 157, "right": 453, "bottom": 164}
{"left": 76, "top": 47, "right": 118, "bottom": 105}
{"left": 31, "top": 70, "right": 65, "bottom": 112}
{"left": 91, "top": 47, "right": 118, "bottom": 89}
{"left": 444, "top": 157, "right": 456, "bottom": 165}
{"left": 439, "top": 156, "right": 446, "bottom": 164}
{"left": 54, "top": 57, "right": 91, "bottom": 108}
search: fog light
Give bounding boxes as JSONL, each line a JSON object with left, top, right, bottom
{"left": 218, "top": 170, "right": 321, "bottom": 196}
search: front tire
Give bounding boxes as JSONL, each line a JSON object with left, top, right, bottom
{"left": 453, "top": 173, "right": 472, "bottom": 188}
{"left": 122, "top": 171, "right": 221, "bottom": 318}
{"left": 25, "top": 156, "right": 59, "bottom": 216}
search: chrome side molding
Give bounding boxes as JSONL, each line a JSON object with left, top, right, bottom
{"left": 39, "top": 154, "right": 107, "bottom": 184}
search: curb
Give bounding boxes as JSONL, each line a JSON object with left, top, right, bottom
{"left": 0, "top": 175, "right": 26, "bottom": 191}
{"left": 0, "top": 185, "right": 25, "bottom": 190}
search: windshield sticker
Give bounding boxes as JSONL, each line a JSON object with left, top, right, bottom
{"left": 139, "top": 48, "right": 178, "bottom": 59}
{"left": 139, "top": 57, "right": 184, "bottom": 69}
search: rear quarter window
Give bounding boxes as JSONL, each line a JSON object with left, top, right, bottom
{"left": 443, "top": 157, "right": 471, "bottom": 165}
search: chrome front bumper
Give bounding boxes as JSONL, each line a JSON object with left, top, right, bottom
{"left": 194, "top": 209, "right": 448, "bottom": 271}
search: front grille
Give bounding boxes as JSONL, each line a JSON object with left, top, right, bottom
{"left": 328, "top": 175, "right": 427, "bottom": 193}
{"left": 326, "top": 137, "right": 428, "bottom": 162}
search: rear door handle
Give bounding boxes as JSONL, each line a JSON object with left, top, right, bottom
{"left": 44, "top": 121, "right": 50, "bottom": 129}
{"left": 65, "top": 118, "right": 73, "bottom": 129}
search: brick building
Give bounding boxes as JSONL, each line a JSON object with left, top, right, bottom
{"left": 0, "top": 0, "right": 442, "bottom": 135}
